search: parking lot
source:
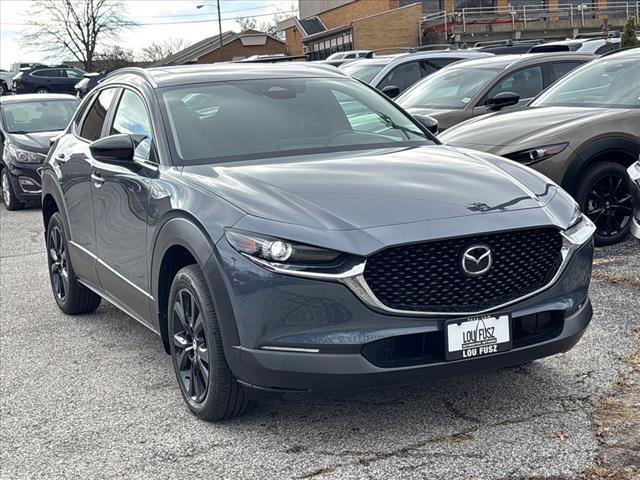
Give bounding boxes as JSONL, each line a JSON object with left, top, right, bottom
{"left": 0, "top": 203, "right": 638, "bottom": 480}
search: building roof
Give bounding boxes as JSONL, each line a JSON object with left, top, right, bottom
{"left": 159, "top": 30, "right": 286, "bottom": 66}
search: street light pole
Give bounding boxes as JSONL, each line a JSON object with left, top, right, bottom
{"left": 197, "top": 1, "right": 225, "bottom": 63}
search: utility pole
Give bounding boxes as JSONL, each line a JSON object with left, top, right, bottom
{"left": 197, "top": 1, "right": 225, "bottom": 62}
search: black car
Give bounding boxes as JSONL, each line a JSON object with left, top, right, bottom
{"left": 13, "top": 66, "right": 86, "bottom": 95}
{"left": 1, "top": 94, "right": 79, "bottom": 210}
{"left": 42, "top": 65, "right": 595, "bottom": 421}
{"left": 74, "top": 71, "right": 109, "bottom": 98}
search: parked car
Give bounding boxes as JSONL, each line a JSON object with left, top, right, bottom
{"left": 528, "top": 38, "right": 621, "bottom": 55}
{"left": 0, "top": 69, "right": 14, "bottom": 95}
{"left": 42, "top": 64, "right": 595, "bottom": 421}
{"left": 397, "top": 53, "right": 593, "bottom": 132}
{"left": 473, "top": 39, "right": 545, "bottom": 55}
{"left": 0, "top": 93, "right": 79, "bottom": 210}
{"left": 440, "top": 48, "right": 640, "bottom": 245}
{"left": 629, "top": 161, "right": 640, "bottom": 241}
{"left": 339, "top": 50, "right": 494, "bottom": 98}
{"left": 321, "top": 50, "right": 371, "bottom": 67}
{"left": 74, "top": 71, "right": 108, "bottom": 98}
{"left": 13, "top": 65, "right": 86, "bottom": 94}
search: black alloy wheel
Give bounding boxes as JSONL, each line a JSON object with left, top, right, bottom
{"left": 172, "top": 288, "right": 210, "bottom": 404}
{"left": 49, "top": 224, "right": 69, "bottom": 303}
{"left": 578, "top": 161, "right": 634, "bottom": 246}
{"left": 45, "top": 212, "right": 101, "bottom": 314}
{"left": 168, "top": 264, "right": 255, "bottom": 421}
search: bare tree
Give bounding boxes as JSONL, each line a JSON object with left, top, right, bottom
{"left": 140, "top": 38, "right": 188, "bottom": 62}
{"left": 22, "top": 0, "right": 134, "bottom": 71}
{"left": 235, "top": 2, "right": 297, "bottom": 38}
{"left": 237, "top": 17, "right": 257, "bottom": 32}
{"left": 94, "top": 45, "right": 135, "bottom": 70}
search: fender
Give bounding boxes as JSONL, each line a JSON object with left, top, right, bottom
{"left": 561, "top": 135, "right": 640, "bottom": 195}
{"left": 41, "top": 170, "right": 72, "bottom": 241}
{"left": 150, "top": 215, "right": 242, "bottom": 368}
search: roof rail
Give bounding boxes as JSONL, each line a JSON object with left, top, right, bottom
{"left": 599, "top": 45, "right": 640, "bottom": 57}
{"left": 364, "top": 45, "right": 456, "bottom": 58}
{"left": 105, "top": 67, "right": 157, "bottom": 87}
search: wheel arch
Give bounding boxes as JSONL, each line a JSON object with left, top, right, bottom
{"left": 151, "top": 214, "right": 240, "bottom": 359}
{"left": 561, "top": 135, "right": 640, "bottom": 196}
{"left": 41, "top": 172, "right": 71, "bottom": 241}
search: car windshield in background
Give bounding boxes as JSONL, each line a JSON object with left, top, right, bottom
{"left": 339, "top": 62, "right": 387, "bottom": 83}
{"left": 532, "top": 57, "right": 640, "bottom": 108}
{"left": 398, "top": 67, "right": 499, "bottom": 109}
{"left": 161, "top": 77, "right": 432, "bottom": 164}
{"left": 1, "top": 99, "right": 79, "bottom": 133}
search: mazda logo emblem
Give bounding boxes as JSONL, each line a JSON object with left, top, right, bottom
{"left": 461, "top": 244, "right": 493, "bottom": 277}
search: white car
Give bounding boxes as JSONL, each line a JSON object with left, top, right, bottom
{"left": 0, "top": 70, "right": 14, "bottom": 95}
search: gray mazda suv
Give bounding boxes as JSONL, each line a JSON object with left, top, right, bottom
{"left": 42, "top": 64, "right": 595, "bottom": 421}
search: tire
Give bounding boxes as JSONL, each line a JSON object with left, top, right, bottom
{"left": 1, "top": 167, "right": 23, "bottom": 211}
{"left": 46, "top": 212, "right": 102, "bottom": 314}
{"left": 0, "top": 82, "right": 7, "bottom": 96}
{"left": 575, "top": 161, "right": 634, "bottom": 246}
{"left": 35, "top": 87, "right": 49, "bottom": 94}
{"left": 168, "top": 264, "right": 255, "bottom": 421}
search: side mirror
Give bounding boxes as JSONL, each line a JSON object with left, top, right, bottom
{"left": 487, "top": 91, "right": 520, "bottom": 111}
{"left": 89, "top": 134, "right": 135, "bottom": 164}
{"left": 413, "top": 114, "right": 439, "bottom": 135}
{"left": 380, "top": 85, "right": 401, "bottom": 99}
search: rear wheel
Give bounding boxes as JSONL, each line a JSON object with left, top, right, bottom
{"left": 0, "top": 82, "right": 7, "bottom": 96}
{"left": 46, "top": 212, "right": 101, "bottom": 314}
{"left": 168, "top": 264, "right": 255, "bottom": 421}
{"left": 35, "top": 87, "right": 49, "bottom": 94}
{"left": 1, "top": 167, "right": 22, "bottom": 211}
{"left": 576, "top": 161, "right": 633, "bottom": 246}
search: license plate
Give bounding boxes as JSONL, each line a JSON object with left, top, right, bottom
{"left": 445, "top": 313, "right": 512, "bottom": 361}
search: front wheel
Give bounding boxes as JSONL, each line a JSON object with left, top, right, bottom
{"left": 35, "top": 87, "right": 49, "bottom": 94}
{"left": 0, "top": 82, "right": 7, "bottom": 96}
{"left": 46, "top": 212, "right": 102, "bottom": 314}
{"left": 576, "top": 161, "right": 634, "bottom": 246}
{"left": 1, "top": 167, "right": 22, "bottom": 211}
{"left": 168, "top": 264, "right": 255, "bottom": 421}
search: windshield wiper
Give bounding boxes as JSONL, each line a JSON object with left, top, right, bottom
{"left": 9, "top": 130, "right": 30, "bottom": 134}
{"left": 374, "top": 111, "right": 424, "bottom": 139}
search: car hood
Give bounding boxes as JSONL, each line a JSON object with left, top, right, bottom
{"left": 440, "top": 106, "right": 623, "bottom": 147}
{"left": 181, "top": 146, "right": 558, "bottom": 231}
{"left": 8, "top": 130, "right": 59, "bottom": 155}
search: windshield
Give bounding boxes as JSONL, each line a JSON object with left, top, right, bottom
{"left": 161, "top": 77, "right": 433, "bottom": 164}
{"left": 398, "top": 67, "right": 499, "bottom": 109}
{"left": 340, "top": 61, "right": 387, "bottom": 83}
{"left": 532, "top": 57, "right": 640, "bottom": 108}
{"left": 1, "top": 99, "right": 78, "bottom": 133}
{"left": 326, "top": 52, "right": 346, "bottom": 60}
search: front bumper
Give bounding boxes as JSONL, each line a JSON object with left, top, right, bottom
{"left": 628, "top": 162, "right": 640, "bottom": 241}
{"left": 210, "top": 227, "right": 594, "bottom": 393}
{"left": 4, "top": 161, "right": 43, "bottom": 202}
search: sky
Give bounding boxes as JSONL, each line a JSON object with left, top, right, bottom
{"left": 0, "top": 0, "right": 297, "bottom": 69}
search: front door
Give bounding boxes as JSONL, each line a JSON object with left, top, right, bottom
{"left": 92, "top": 88, "right": 156, "bottom": 324}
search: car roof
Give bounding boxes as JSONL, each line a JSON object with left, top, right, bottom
{"left": 439, "top": 52, "right": 594, "bottom": 70}
{"left": 598, "top": 46, "right": 640, "bottom": 59}
{"left": 342, "top": 50, "right": 494, "bottom": 67}
{"left": 106, "top": 63, "right": 350, "bottom": 88}
{"left": 0, "top": 93, "right": 78, "bottom": 104}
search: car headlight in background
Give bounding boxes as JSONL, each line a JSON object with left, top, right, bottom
{"left": 568, "top": 202, "right": 583, "bottom": 228}
{"left": 628, "top": 161, "right": 640, "bottom": 183}
{"left": 505, "top": 143, "right": 569, "bottom": 166}
{"left": 6, "top": 144, "right": 45, "bottom": 164}
{"left": 225, "top": 229, "right": 343, "bottom": 265}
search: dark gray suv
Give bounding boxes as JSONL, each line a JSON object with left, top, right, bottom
{"left": 42, "top": 64, "right": 596, "bottom": 421}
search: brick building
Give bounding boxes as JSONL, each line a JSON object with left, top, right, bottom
{"left": 279, "top": 0, "right": 427, "bottom": 60}
{"left": 159, "top": 30, "right": 286, "bottom": 66}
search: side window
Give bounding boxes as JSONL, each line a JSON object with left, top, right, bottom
{"left": 428, "top": 58, "right": 460, "bottom": 69}
{"left": 64, "top": 69, "right": 84, "bottom": 79}
{"left": 332, "top": 90, "right": 405, "bottom": 140}
{"left": 80, "top": 88, "right": 116, "bottom": 141}
{"left": 110, "top": 89, "right": 153, "bottom": 161}
{"left": 549, "top": 62, "right": 583, "bottom": 82}
{"left": 32, "top": 69, "right": 59, "bottom": 78}
{"left": 485, "top": 65, "right": 543, "bottom": 103}
{"left": 378, "top": 62, "right": 422, "bottom": 93}
{"left": 419, "top": 61, "right": 438, "bottom": 77}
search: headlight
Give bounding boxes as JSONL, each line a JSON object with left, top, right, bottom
{"left": 504, "top": 143, "right": 569, "bottom": 166}
{"left": 225, "top": 229, "right": 343, "bottom": 265}
{"left": 7, "top": 144, "right": 45, "bottom": 164}
{"left": 628, "top": 161, "right": 640, "bottom": 182}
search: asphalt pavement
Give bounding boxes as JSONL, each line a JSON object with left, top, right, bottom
{"left": 1, "top": 204, "right": 639, "bottom": 480}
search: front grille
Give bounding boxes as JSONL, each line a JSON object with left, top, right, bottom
{"left": 363, "top": 228, "right": 563, "bottom": 313}
{"left": 361, "top": 311, "right": 564, "bottom": 368}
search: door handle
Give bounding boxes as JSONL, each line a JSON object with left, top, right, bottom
{"left": 91, "top": 171, "right": 105, "bottom": 188}
{"left": 55, "top": 153, "right": 67, "bottom": 164}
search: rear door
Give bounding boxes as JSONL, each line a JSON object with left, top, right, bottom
{"left": 91, "top": 87, "right": 156, "bottom": 323}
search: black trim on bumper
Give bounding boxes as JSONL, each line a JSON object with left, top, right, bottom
{"left": 237, "top": 299, "right": 592, "bottom": 393}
